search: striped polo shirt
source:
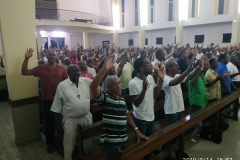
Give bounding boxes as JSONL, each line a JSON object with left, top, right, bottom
{"left": 95, "top": 91, "right": 129, "bottom": 145}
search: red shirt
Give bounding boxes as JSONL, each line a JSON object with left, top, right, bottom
{"left": 31, "top": 64, "right": 68, "bottom": 101}
{"left": 71, "top": 58, "right": 78, "bottom": 65}
{"left": 79, "top": 72, "right": 94, "bottom": 100}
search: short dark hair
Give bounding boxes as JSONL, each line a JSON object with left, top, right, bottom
{"left": 188, "top": 52, "right": 194, "bottom": 60}
{"left": 179, "top": 49, "right": 186, "bottom": 57}
{"left": 218, "top": 54, "right": 227, "bottom": 62}
{"left": 209, "top": 58, "right": 217, "bottom": 65}
{"left": 165, "top": 58, "right": 175, "bottom": 73}
{"left": 134, "top": 58, "right": 145, "bottom": 73}
{"left": 155, "top": 50, "right": 164, "bottom": 58}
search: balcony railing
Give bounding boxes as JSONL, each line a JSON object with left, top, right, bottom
{"left": 36, "top": 8, "right": 113, "bottom": 27}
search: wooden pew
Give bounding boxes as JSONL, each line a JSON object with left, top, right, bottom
{"left": 116, "top": 91, "right": 240, "bottom": 160}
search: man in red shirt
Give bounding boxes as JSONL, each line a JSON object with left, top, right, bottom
{"left": 21, "top": 48, "right": 68, "bottom": 153}
{"left": 70, "top": 52, "right": 78, "bottom": 65}
{"left": 78, "top": 60, "right": 94, "bottom": 104}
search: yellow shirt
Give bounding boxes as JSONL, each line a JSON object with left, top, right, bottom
{"left": 204, "top": 68, "right": 221, "bottom": 100}
{"left": 119, "top": 62, "right": 134, "bottom": 90}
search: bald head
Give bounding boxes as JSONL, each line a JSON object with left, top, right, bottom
{"left": 78, "top": 60, "right": 87, "bottom": 71}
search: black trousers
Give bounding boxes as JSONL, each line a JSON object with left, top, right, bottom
{"left": 43, "top": 100, "right": 55, "bottom": 145}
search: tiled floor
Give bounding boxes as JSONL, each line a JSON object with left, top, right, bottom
{"left": 1, "top": 101, "right": 240, "bottom": 160}
{"left": 0, "top": 102, "right": 63, "bottom": 160}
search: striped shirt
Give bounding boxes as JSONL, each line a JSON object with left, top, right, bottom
{"left": 95, "top": 91, "right": 129, "bottom": 145}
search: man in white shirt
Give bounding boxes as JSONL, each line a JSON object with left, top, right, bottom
{"left": 162, "top": 58, "right": 199, "bottom": 150}
{"left": 227, "top": 56, "right": 240, "bottom": 88}
{"left": 129, "top": 57, "right": 165, "bottom": 160}
{"left": 51, "top": 64, "right": 93, "bottom": 160}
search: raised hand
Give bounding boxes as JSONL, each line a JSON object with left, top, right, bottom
{"left": 103, "top": 54, "right": 115, "bottom": 70}
{"left": 223, "top": 71, "right": 230, "bottom": 77}
{"left": 25, "top": 48, "right": 34, "bottom": 59}
{"left": 142, "top": 77, "right": 149, "bottom": 91}
{"left": 187, "top": 58, "right": 195, "bottom": 71}
{"left": 216, "top": 75, "right": 224, "bottom": 81}
{"left": 158, "top": 66, "right": 166, "bottom": 80}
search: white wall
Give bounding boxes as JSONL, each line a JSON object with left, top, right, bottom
{"left": 118, "top": 32, "right": 139, "bottom": 48}
{"left": 183, "top": 0, "right": 234, "bottom": 26}
{"left": 70, "top": 34, "right": 83, "bottom": 49}
{"left": 57, "top": 0, "right": 111, "bottom": 18}
{"left": 145, "top": 28, "right": 176, "bottom": 46}
{"left": 183, "top": 22, "right": 232, "bottom": 47}
{"left": 88, "top": 33, "right": 113, "bottom": 48}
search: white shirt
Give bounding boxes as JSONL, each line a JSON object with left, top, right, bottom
{"left": 196, "top": 52, "right": 203, "bottom": 60}
{"left": 163, "top": 74, "right": 185, "bottom": 114}
{"left": 151, "top": 59, "right": 167, "bottom": 67}
{"left": 87, "top": 67, "right": 96, "bottom": 77}
{"left": 129, "top": 75, "right": 156, "bottom": 121}
{"left": 227, "top": 62, "right": 240, "bottom": 81}
{"left": 51, "top": 77, "right": 92, "bottom": 118}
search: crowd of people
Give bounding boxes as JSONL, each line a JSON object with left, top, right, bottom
{"left": 20, "top": 41, "right": 240, "bottom": 160}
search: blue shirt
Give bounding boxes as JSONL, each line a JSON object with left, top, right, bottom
{"left": 216, "top": 62, "right": 231, "bottom": 93}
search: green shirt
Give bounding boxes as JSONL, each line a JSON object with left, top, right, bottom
{"left": 188, "top": 71, "right": 208, "bottom": 107}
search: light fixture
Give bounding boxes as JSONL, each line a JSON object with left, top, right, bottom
{"left": 233, "top": 20, "right": 237, "bottom": 23}
{"left": 52, "top": 31, "right": 65, "bottom": 36}
{"left": 40, "top": 31, "right": 46, "bottom": 35}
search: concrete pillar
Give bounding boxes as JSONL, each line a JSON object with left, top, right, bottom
{"left": 113, "top": 31, "right": 119, "bottom": 47}
{"left": 83, "top": 32, "right": 89, "bottom": 49}
{"left": 139, "top": 26, "right": 146, "bottom": 48}
{"left": 231, "top": 0, "right": 240, "bottom": 44}
{"left": 36, "top": 31, "right": 42, "bottom": 51}
{"left": 0, "top": 0, "right": 40, "bottom": 146}
{"left": 175, "top": 0, "right": 183, "bottom": 46}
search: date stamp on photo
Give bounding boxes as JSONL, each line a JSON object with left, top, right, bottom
{"left": 183, "top": 158, "right": 233, "bottom": 160}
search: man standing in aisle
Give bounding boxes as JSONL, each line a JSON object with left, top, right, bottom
{"left": 51, "top": 64, "right": 93, "bottom": 160}
{"left": 21, "top": 48, "right": 68, "bottom": 153}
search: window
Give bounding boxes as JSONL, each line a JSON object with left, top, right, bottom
{"left": 168, "top": 0, "right": 174, "bottom": 21}
{"left": 135, "top": 0, "right": 139, "bottom": 26}
{"left": 150, "top": 0, "right": 154, "bottom": 23}
{"left": 145, "top": 38, "right": 148, "bottom": 45}
{"left": 121, "top": 0, "right": 125, "bottom": 27}
{"left": 128, "top": 39, "right": 133, "bottom": 46}
{"left": 191, "top": 0, "right": 196, "bottom": 18}
{"left": 156, "top": 37, "right": 163, "bottom": 45}
{"left": 194, "top": 35, "right": 204, "bottom": 43}
{"left": 50, "top": 37, "right": 65, "bottom": 50}
{"left": 222, "top": 33, "right": 232, "bottom": 43}
{"left": 42, "top": 37, "right": 48, "bottom": 49}
{"left": 218, "top": 0, "right": 224, "bottom": 15}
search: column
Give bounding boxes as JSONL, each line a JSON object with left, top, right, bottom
{"left": 139, "top": 26, "right": 145, "bottom": 48}
{"left": 83, "top": 32, "right": 89, "bottom": 49}
{"left": 138, "top": 0, "right": 148, "bottom": 48}
{"left": 231, "top": 0, "right": 240, "bottom": 44}
{"left": 175, "top": 0, "right": 189, "bottom": 46}
{"left": 36, "top": 31, "right": 42, "bottom": 51}
{"left": 113, "top": 31, "right": 119, "bottom": 47}
{"left": 0, "top": 0, "right": 40, "bottom": 146}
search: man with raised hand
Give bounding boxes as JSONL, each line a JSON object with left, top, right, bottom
{"left": 91, "top": 53, "right": 149, "bottom": 160}
{"left": 21, "top": 48, "right": 68, "bottom": 153}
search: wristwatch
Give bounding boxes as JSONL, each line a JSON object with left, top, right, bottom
{"left": 134, "top": 127, "right": 139, "bottom": 130}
